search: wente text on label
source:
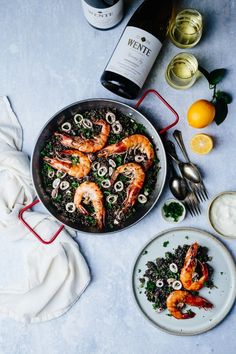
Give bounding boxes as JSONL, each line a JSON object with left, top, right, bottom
{"left": 128, "top": 38, "right": 151, "bottom": 56}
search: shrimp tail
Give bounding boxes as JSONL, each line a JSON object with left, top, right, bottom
{"left": 60, "top": 149, "right": 79, "bottom": 156}
{"left": 144, "top": 160, "right": 152, "bottom": 170}
{"left": 185, "top": 294, "right": 213, "bottom": 310}
{"left": 77, "top": 205, "right": 89, "bottom": 215}
{"left": 97, "top": 209, "right": 106, "bottom": 230}
{"left": 180, "top": 311, "right": 196, "bottom": 319}
{"left": 184, "top": 243, "right": 198, "bottom": 267}
{"left": 44, "top": 156, "right": 70, "bottom": 171}
{"left": 55, "top": 132, "right": 74, "bottom": 147}
{"left": 200, "top": 261, "right": 209, "bottom": 280}
{"left": 123, "top": 185, "right": 141, "bottom": 210}
{"left": 110, "top": 170, "right": 120, "bottom": 185}
{"left": 98, "top": 141, "right": 126, "bottom": 158}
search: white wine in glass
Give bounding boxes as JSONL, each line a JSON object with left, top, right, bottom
{"left": 165, "top": 53, "right": 199, "bottom": 89}
{"left": 169, "top": 9, "right": 203, "bottom": 48}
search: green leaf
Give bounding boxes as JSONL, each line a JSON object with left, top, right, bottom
{"left": 198, "top": 66, "right": 210, "bottom": 82}
{"left": 209, "top": 69, "right": 227, "bottom": 86}
{"left": 215, "top": 91, "right": 232, "bottom": 104}
{"left": 214, "top": 98, "right": 228, "bottom": 125}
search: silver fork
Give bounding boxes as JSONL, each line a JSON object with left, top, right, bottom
{"left": 185, "top": 191, "right": 201, "bottom": 216}
{"left": 173, "top": 130, "right": 208, "bottom": 201}
{"left": 188, "top": 179, "right": 208, "bottom": 202}
{"left": 166, "top": 141, "right": 201, "bottom": 217}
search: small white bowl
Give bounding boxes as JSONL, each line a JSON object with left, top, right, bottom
{"left": 208, "top": 191, "right": 236, "bottom": 239}
{"left": 161, "top": 199, "right": 186, "bottom": 223}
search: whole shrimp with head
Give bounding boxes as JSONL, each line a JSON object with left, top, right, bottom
{"left": 180, "top": 242, "right": 209, "bottom": 291}
{"left": 55, "top": 119, "right": 110, "bottom": 153}
{"left": 44, "top": 150, "right": 91, "bottom": 179}
{"left": 166, "top": 290, "right": 213, "bottom": 319}
{"left": 111, "top": 162, "right": 145, "bottom": 213}
{"left": 74, "top": 181, "right": 105, "bottom": 230}
{"left": 98, "top": 134, "right": 155, "bottom": 170}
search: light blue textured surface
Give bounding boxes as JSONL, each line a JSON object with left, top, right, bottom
{"left": 0, "top": 0, "right": 236, "bottom": 353}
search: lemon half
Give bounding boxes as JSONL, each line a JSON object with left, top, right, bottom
{"left": 190, "top": 134, "right": 214, "bottom": 155}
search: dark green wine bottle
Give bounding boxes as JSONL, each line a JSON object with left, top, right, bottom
{"left": 101, "top": 0, "right": 173, "bottom": 99}
{"left": 81, "top": 0, "right": 124, "bottom": 30}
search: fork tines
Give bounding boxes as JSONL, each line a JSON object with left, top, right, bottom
{"left": 189, "top": 180, "right": 209, "bottom": 202}
{"left": 184, "top": 191, "right": 201, "bottom": 217}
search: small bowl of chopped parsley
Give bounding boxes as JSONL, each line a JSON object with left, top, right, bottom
{"left": 161, "top": 199, "right": 186, "bottom": 223}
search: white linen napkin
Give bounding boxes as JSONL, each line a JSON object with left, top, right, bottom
{"left": 0, "top": 96, "right": 90, "bottom": 323}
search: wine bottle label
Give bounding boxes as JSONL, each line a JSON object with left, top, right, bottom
{"left": 106, "top": 26, "right": 162, "bottom": 88}
{"left": 81, "top": 0, "right": 123, "bottom": 29}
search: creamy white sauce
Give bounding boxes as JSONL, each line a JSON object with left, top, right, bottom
{"left": 210, "top": 193, "right": 236, "bottom": 237}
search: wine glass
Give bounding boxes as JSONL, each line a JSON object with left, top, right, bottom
{"left": 169, "top": 9, "right": 203, "bottom": 48}
{"left": 165, "top": 52, "right": 199, "bottom": 89}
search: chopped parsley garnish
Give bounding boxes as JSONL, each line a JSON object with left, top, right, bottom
{"left": 114, "top": 155, "right": 123, "bottom": 166}
{"left": 71, "top": 156, "right": 79, "bottom": 165}
{"left": 85, "top": 215, "right": 96, "bottom": 226}
{"left": 54, "top": 194, "right": 62, "bottom": 202}
{"left": 163, "top": 202, "right": 184, "bottom": 222}
{"left": 43, "top": 163, "right": 54, "bottom": 172}
{"left": 186, "top": 309, "right": 194, "bottom": 315}
{"left": 133, "top": 122, "right": 146, "bottom": 134}
{"left": 71, "top": 181, "right": 79, "bottom": 189}
{"left": 145, "top": 280, "right": 156, "bottom": 292}
{"left": 163, "top": 241, "right": 169, "bottom": 247}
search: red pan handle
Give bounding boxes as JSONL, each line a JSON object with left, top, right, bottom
{"left": 18, "top": 199, "right": 64, "bottom": 245}
{"left": 134, "top": 89, "right": 179, "bottom": 134}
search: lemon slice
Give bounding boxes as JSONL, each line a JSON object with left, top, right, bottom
{"left": 190, "top": 134, "right": 214, "bottom": 155}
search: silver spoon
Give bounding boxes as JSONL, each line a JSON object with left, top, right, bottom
{"left": 173, "top": 130, "right": 202, "bottom": 183}
{"left": 173, "top": 130, "right": 208, "bottom": 200}
{"left": 166, "top": 141, "right": 201, "bottom": 215}
{"left": 166, "top": 139, "right": 201, "bottom": 183}
{"left": 168, "top": 160, "right": 188, "bottom": 201}
{"left": 166, "top": 141, "right": 188, "bottom": 200}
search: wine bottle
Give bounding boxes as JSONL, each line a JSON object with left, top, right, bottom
{"left": 101, "top": 0, "right": 173, "bottom": 99}
{"left": 81, "top": 0, "right": 124, "bottom": 30}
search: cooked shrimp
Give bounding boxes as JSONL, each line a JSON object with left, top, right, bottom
{"left": 180, "top": 242, "right": 209, "bottom": 291}
{"left": 166, "top": 290, "right": 213, "bottom": 319}
{"left": 98, "top": 134, "right": 155, "bottom": 170}
{"left": 55, "top": 119, "right": 110, "bottom": 153}
{"left": 74, "top": 181, "right": 105, "bottom": 230}
{"left": 44, "top": 150, "right": 91, "bottom": 179}
{"left": 111, "top": 163, "right": 145, "bottom": 211}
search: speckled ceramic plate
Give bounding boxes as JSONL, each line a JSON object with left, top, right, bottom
{"left": 132, "top": 227, "right": 236, "bottom": 335}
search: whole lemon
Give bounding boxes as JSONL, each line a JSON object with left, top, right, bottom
{"left": 187, "top": 99, "right": 216, "bottom": 128}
